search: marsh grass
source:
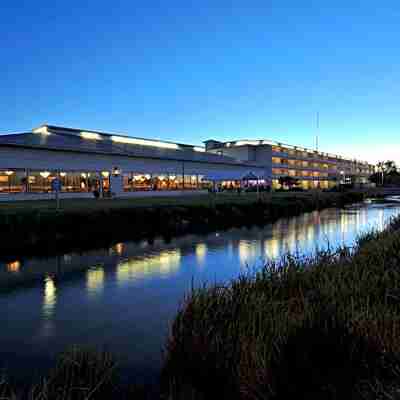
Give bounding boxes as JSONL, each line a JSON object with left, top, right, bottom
{"left": 0, "top": 347, "right": 156, "bottom": 400}
{"left": 162, "top": 217, "right": 400, "bottom": 399}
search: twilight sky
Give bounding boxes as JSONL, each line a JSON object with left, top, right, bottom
{"left": 1, "top": 1, "right": 399, "bottom": 163}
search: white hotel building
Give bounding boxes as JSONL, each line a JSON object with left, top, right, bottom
{"left": 0, "top": 124, "right": 374, "bottom": 200}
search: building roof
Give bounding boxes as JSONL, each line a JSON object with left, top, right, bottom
{"left": 0, "top": 125, "right": 263, "bottom": 168}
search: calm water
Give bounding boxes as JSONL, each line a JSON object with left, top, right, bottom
{"left": 1, "top": 200, "right": 400, "bottom": 383}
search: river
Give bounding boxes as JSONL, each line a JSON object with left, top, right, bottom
{"left": 1, "top": 200, "right": 400, "bottom": 384}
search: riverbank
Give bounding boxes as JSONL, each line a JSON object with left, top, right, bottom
{"left": 163, "top": 215, "right": 400, "bottom": 399}
{"left": 2, "top": 211, "right": 400, "bottom": 399}
{"left": 0, "top": 191, "right": 365, "bottom": 259}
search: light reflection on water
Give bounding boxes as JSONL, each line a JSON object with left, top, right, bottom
{"left": 86, "top": 267, "right": 105, "bottom": 296}
{"left": 0, "top": 202, "right": 399, "bottom": 384}
{"left": 42, "top": 276, "right": 57, "bottom": 319}
{"left": 116, "top": 249, "right": 181, "bottom": 284}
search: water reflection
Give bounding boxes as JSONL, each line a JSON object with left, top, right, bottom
{"left": 116, "top": 249, "right": 181, "bottom": 284}
{"left": 0, "top": 202, "right": 399, "bottom": 385}
{"left": 87, "top": 266, "right": 105, "bottom": 296}
{"left": 42, "top": 276, "right": 57, "bottom": 318}
{"left": 195, "top": 243, "right": 207, "bottom": 266}
{"left": 6, "top": 261, "right": 20, "bottom": 273}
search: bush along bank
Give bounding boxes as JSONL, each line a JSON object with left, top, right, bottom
{"left": 0, "top": 192, "right": 364, "bottom": 259}
{"left": 161, "top": 214, "right": 400, "bottom": 400}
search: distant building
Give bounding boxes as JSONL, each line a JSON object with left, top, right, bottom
{"left": 0, "top": 124, "right": 374, "bottom": 200}
{"left": 205, "top": 139, "right": 375, "bottom": 190}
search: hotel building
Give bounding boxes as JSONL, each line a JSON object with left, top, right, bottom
{"left": 205, "top": 139, "right": 375, "bottom": 190}
{"left": 0, "top": 124, "right": 374, "bottom": 200}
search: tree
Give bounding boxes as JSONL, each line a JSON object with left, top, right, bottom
{"left": 372, "top": 161, "right": 398, "bottom": 186}
{"left": 384, "top": 160, "right": 397, "bottom": 174}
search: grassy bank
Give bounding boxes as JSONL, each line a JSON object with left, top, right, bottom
{"left": 162, "top": 216, "right": 400, "bottom": 399}
{"left": 0, "top": 191, "right": 364, "bottom": 259}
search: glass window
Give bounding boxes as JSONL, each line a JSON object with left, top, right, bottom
{"left": 153, "top": 174, "right": 170, "bottom": 191}
{"left": 123, "top": 173, "right": 133, "bottom": 192}
{"left": 0, "top": 169, "right": 27, "bottom": 193}
{"left": 184, "top": 174, "right": 198, "bottom": 189}
{"left": 168, "top": 174, "right": 180, "bottom": 190}
{"left": 272, "top": 157, "right": 281, "bottom": 164}
{"left": 132, "top": 174, "right": 152, "bottom": 191}
{"left": 58, "top": 171, "right": 98, "bottom": 192}
{"left": 28, "top": 170, "right": 58, "bottom": 193}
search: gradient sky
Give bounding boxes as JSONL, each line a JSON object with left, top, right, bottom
{"left": 1, "top": 1, "right": 399, "bottom": 163}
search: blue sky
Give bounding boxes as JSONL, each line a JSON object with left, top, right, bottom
{"left": 1, "top": 1, "right": 399, "bottom": 163}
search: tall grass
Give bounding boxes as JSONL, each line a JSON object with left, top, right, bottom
{"left": 162, "top": 216, "right": 400, "bottom": 399}
{"left": 0, "top": 347, "right": 155, "bottom": 400}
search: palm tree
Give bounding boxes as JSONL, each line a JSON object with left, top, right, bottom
{"left": 377, "top": 161, "right": 385, "bottom": 185}
{"left": 384, "top": 160, "right": 397, "bottom": 174}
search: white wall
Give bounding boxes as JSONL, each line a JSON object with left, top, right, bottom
{"left": 0, "top": 146, "right": 264, "bottom": 177}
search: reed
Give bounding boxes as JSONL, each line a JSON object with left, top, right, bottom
{"left": 0, "top": 346, "right": 155, "bottom": 400}
{"left": 162, "top": 216, "right": 400, "bottom": 399}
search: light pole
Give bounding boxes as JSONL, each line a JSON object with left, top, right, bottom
{"left": 340, "top": 170, "right": 345, "bottom": 190}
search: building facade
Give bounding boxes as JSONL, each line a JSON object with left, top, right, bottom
{"left": 205, "top": 139, "right": 375, "bottom": 190}
{"left": 0, "top": 125, "right": 266, "bottom": 200}
{"left": 0, "top": 124, "right": 375, "bottom": 200}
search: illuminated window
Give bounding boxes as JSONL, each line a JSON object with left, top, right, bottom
{"left": 272, "top": 157, "right": 281, "bottom": 164}
{"left": 0, "top": 169, "right": 27, "bottom": 194}
{"left": 58, "top": 171, "right": 99, "bottom": 193}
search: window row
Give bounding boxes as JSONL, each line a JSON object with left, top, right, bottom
{"left": 272, "top": 158, "right": 333, "bottom": 170}
{"left": 0, "top": 170, "right": 110, "bottom": 193}
{"left": 122, "top": 173, "right": 209, "bottom": 191}
{"left": 272, "top": 169, "right": 329, "bottom": 178}
{"left": 0, "top": 170, "right": 212, "bottom": 194}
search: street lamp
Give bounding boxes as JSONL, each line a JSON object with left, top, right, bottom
{"left": 340, "top": 170, "right": 345, "bottom": 183}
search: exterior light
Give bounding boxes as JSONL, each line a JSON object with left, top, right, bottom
{"left": 32, "top": 126, "right": 50, "bottom": 135}
{"left": 144, "top": 174, "right": 151, "bottom": 179}
{"left": 81, "top": 173, "right": 87, "bottom": 178}
{"left": 170, "top": 175, "right": 176, "bottom": 180}
{"left": 111, "top": 135, "right": 179, "bottom": 150}
{"left": 235, "top": 140, "right": 259, "bottom": 146}
{"left": 101, "top": 171, "right": 110, "bottom": 178}
{"left": 5, "top": 170, "right": 14, "bottom": 176}
{"left": 80, "top": 131, "right": 102, "bottom": 140}
{"left": 59, "top": 172, "right": 67, "bottom": 177}
{"left": 40, "top": 171, "right": 51, "bottom": 179}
